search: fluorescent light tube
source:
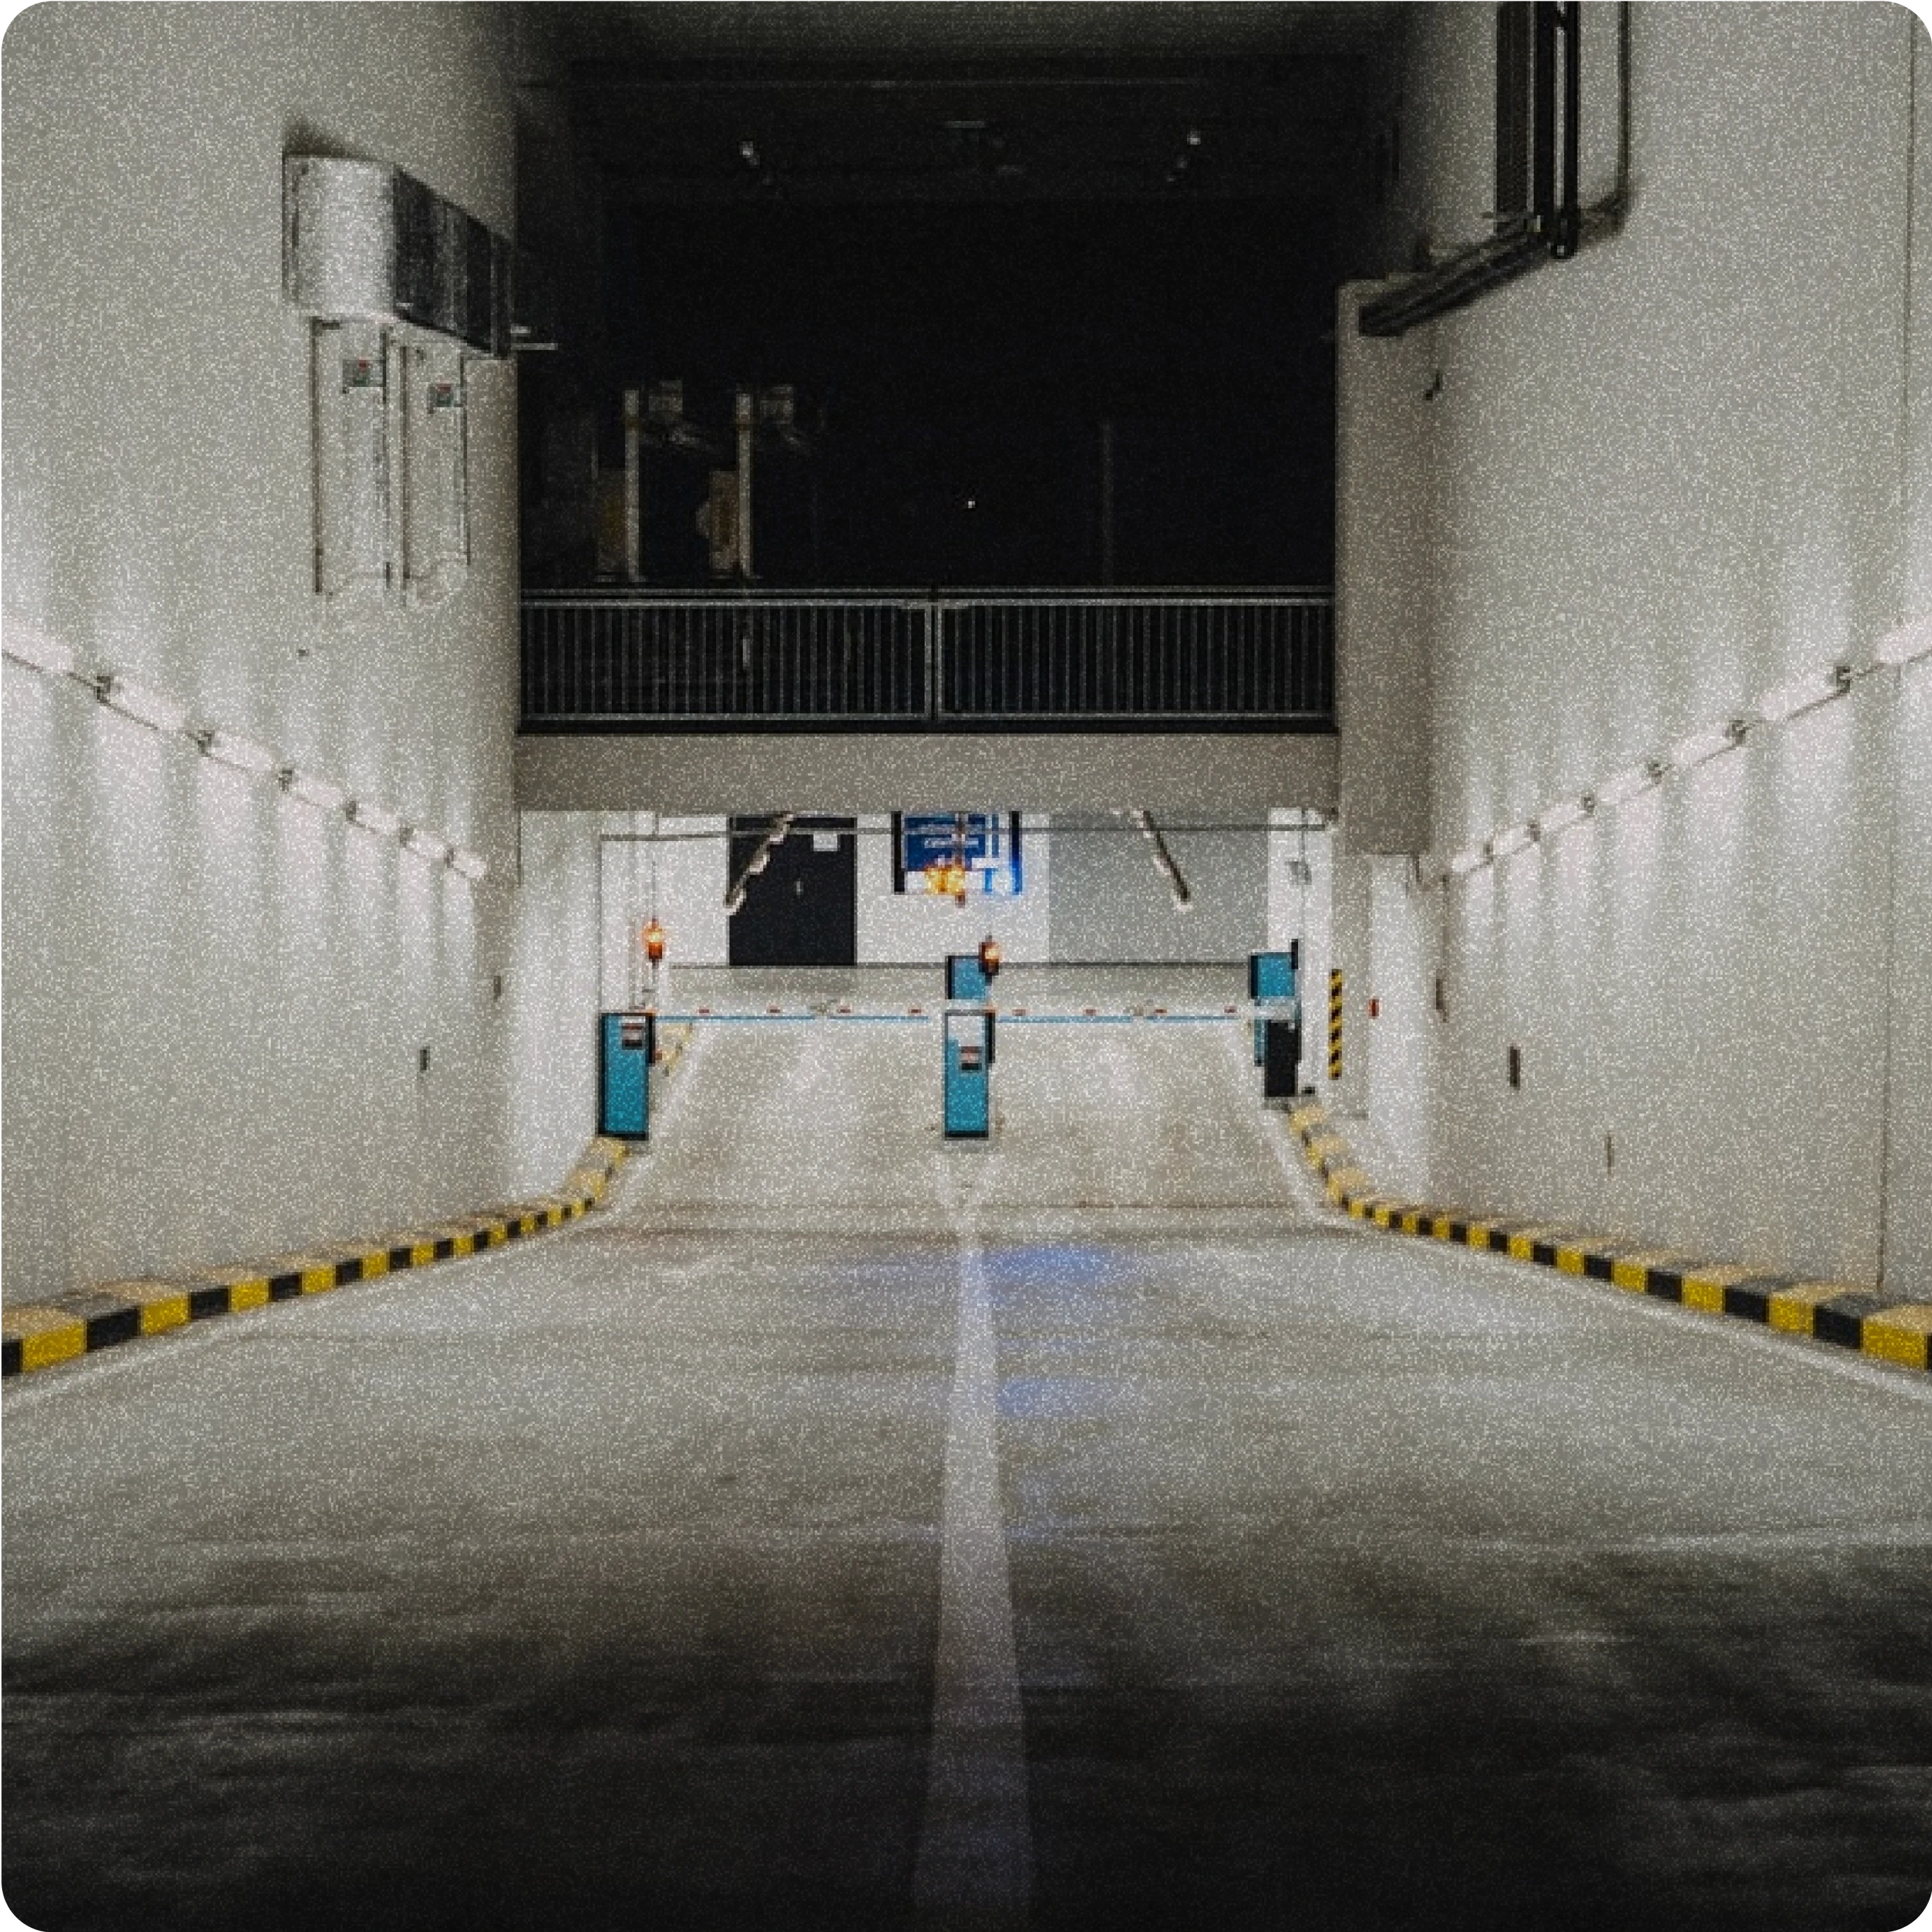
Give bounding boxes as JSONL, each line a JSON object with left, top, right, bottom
{"left": 3, "top": 623, "right": 77, "bottom": 677}
{"left": 404, "top": 827, "right": 451, "bottom": 864}
{"left": 348, "top": 798, "right": 405, "bottom": 837}
{"left": 95, "top": 671, "right": 191, "bottom": 736}
{"left": 1669, "top": 718, "right": 1747, "bottom": 771}
{"left": 1592, "top": 760, "right": 1660, "bottom": 806}
{"left": 1488, "top": 822, "right": 1536, "bottom": 859}
{"left": 279, "top": 767, "right": 349, "bottom": 813}
{"left": 198, "top": 729, "right": 280, "bottom": 775}
{"left": 449, "top": 847, "right": 489, "bottom": 881}
{"left": 1533, "top": 797, "right": 1592, "bottom": 839}
{"left": 1754, "top": 663, "right": 1851, "bottom": 724}
{"left": 1873, "top": 618, "right": 1932, "bottom": 668}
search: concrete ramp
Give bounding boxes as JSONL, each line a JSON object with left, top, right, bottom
{"left": 617, "top": 1013, "right": 1303, "bottom": 1235}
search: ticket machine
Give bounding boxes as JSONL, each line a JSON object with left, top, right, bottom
{"left": 945, "top": 936, "right": 1001, "bottom": 1005}
{"left": 598, "top": 1010, "right": 656, "bottom": 1140}
{"left": 1249, "top": 946, "right": 1299, "bottom": 1063}
{"left": 1261, "top": 1015, "right": 1304, "bottom": 1103}
{"left": 943, "top": 1009, "right": 995, "bottom": 1139}
{"left": 1249, "top": 945, "right": 1302, "bottom": 1099}
{"left": 946, "top": 954, "right": 991, "bottom": 1003}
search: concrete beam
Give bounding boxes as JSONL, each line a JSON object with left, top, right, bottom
{"left": 514, "top": 730, "right": 1338, "bottom": 816}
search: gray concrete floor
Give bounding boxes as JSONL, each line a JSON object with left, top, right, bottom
{"left": 6, "top": 988, "right": 1931, "bottom": 1932}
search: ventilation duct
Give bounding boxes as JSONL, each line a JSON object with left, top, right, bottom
{"left": 287, "top": 158, "right": 504, "bottom": 606}
{"left": 283, "top": 156, "right": 511, "bottom": 359}
{"left": 1359, "top": 1, "right": 1628, "bottom": 339}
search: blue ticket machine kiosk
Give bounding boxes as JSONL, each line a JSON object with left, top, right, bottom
{"left": 946, "top": 952, "right": 993, "bottom": 1003}
{"left": 1249, "top": 947, "right": 1299, "bottom": 1064}
{"left": 943, "top": 1009, "right": 995, "bottom": 1139}
{"left": 1262, "top": 1015, "right": 1304, "bottom": 1102}
{"left": 598, "top": 1011, "right": 656, "bottom": 1140}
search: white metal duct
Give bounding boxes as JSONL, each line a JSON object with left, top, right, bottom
{"left": 311, "top": 319, "right": 391, "bottom": 602}
{"left": 289, "top": 156, "right": 502, "bottom": 605}
{"left": 403, "top": 337, "right": 469, "bottom": 606}
{"left": 283, "top": 156, "right": 509, "bottom": 357}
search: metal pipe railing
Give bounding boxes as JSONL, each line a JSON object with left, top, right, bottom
{"left": 521, "top": 590, "right": 1334, "bottom": 729}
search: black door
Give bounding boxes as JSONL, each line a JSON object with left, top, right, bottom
{"left": 727, "top": 816, "right": 858, "bottom": 966}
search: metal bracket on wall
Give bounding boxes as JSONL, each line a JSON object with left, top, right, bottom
{"left": 1359, "top": 1, "right": 1629, "bottom": 338}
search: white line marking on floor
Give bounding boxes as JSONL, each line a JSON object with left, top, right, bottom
{"left": 914, "top": 1232, "right": 1031, "bottom": 1931}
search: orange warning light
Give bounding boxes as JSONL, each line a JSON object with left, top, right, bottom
{"left": 978, "top": 935, "right": 1002, "bottom": 978}
{"left": 642, "top": 918, "right": 667, "bottom": 964}
{"left": 925, "top": 862, "right": 969, "bottom": 903}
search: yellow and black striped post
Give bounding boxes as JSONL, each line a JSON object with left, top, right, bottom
{"left": 1327, "top": 969, "right": 1343, "bottom": 1081}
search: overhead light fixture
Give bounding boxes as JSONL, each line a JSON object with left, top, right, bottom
{"left": 1132, "top": 809, "right": 1192, "bottom": 910}
{"left": 404, "top": 827, "right": 451, "bottom": 864}
{"left": 348, "top": 798, "right": 405, "bottom": 838}
{"left": 1873, "top": 617, "right": 1932, "bottom": 668}
{"left": 279, "top": 766, "right": 349, "bottom": 813}
{"left": 1533, "top": 796, "right": 1593, "bottom": 839}
{"left": 197, "top": 729, "right": 280, "bottom": 776}
{"left": 731, "top": 814, "right": 792, "bottom": 899}
{"left": 1668, "top": 717, "right": 1747, "bottom": 772}
{"left": 94, "top": 671, "right": 191, "bottom": 736}
{"left": 1754, "top": 662, "right": 1851, "bottom": 724}
{"left": 1592, "top": 759, "right": 1663, "bottom": 807}
{"left": 3, "top": 623, "right": 78, "bottom": 678}
{"left": 449, "top": 847, "right": 488, "bottom": 881}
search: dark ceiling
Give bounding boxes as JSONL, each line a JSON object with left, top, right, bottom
{"left": 519, "top": 4, "right": 1407, "bottom": 589}
{"left": 545, "top": 2, "right": 1403, "bottom": 206}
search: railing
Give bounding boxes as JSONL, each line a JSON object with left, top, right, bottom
{"left": 521, "top": 591, "right": 1334, "bottom": 731}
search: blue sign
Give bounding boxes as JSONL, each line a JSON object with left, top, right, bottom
{"left": 896, "top": 813, "right": 1022, "bottom": 897}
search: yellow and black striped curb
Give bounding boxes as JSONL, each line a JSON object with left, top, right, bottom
{"left": 1, "top": 1023, "right": 698, "bottom": 1380}
{"left": 1285, "top": 1099, "right": 1932, "bottom": 1375}
{"left": 1, "top": 1138, "right": 633, "bottom": 1379}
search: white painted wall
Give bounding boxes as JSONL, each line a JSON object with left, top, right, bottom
{"left": 1883, "top": 658, "right": 1932, "bottom": 1288}
{"left": 1887, "top": 16, "right": 1932, "bottom": 1290}
{"left": 1327, "top": 838, "right": 1372, "bottom": 1121}
{"left": 585, "top": 813, "right": 1053, "bottom": 980}
{"left": 1336, "top": 285, "right": 1435, "bottom": 854}
{"left": 504, "top": 814, "right": 601, "bottom": 1196}
{"left": 597, "top": 814, "right": 731, "bottom": 993}
{"left": 856, "top": 815, "right": 1053, "bottom": 965}
{"left": 1358, "top": 857, "right": 1437, "bottom": 1198}
{"left": 2, "top": 4, "right": 524, "bottom": 1301}
{"left": 1264, "top": 816, "right": 1328, "bottom": 961}
{"left": 1048, "top": 819, "right": 1266, "bottom": 964}
{"left": 1351, "top": 3, "right": 1929, "bottom": 1290}
{"left": 1263, "top": 815, "right": 1332, "bottom": 1103}
{"left": 580, "top": 809, "right": 1279, "bottom": 980}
